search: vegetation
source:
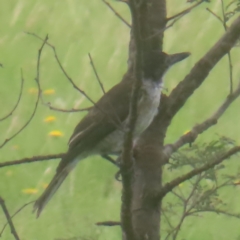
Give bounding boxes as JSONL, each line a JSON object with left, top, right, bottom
{"left": 0, "top": 0, "right": 240, "bottom": 239}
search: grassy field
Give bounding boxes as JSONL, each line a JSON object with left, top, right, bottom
{"left": 0, "top": 0, "right": 240, "bottom": 239}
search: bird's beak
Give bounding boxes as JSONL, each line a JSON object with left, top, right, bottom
{"left": 167, "top": 52, "right": 191, "bottom": 66}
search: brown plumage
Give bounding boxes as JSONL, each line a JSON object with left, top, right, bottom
{"left": 33, "top": 51, "right": 190, "bottom": 217}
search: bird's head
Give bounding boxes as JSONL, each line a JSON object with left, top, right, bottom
{"left": 143, "top": 51, "right": 190, "bottom": 82}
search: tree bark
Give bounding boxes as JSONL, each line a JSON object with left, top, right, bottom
{"left": 126, "top": 0, "right": 167, "bottom": 239}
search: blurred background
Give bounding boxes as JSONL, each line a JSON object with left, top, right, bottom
{"left": 0, "top": 0, "right": 240, "bottom": 239}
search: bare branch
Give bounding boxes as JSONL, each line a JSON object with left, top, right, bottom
{"left": 101, "top": 154, "right": 120, "bottom": 167}
{"left": 102, "top": 0, "right": 131, "bottom": 28}
{"left": 144, "top": 0, "right": 205, "bottom": 41}
{"left": 144, "top": 17, "right": 181, "bottom": 41}
{"left": 88, "top": 53, "right": 105, "bottom": 94}
{"left": 207, "top": 3, "right": 234, "bottom": 94}
{"left": 0, "top": 36, "right": 48, "bottom": 149}
{"left": 220, "top": 0, "right": 234, "bottom": 94}
{"left": 45, "top": 103, "right": 91, "bottom": 113}
{"left": 0, "top": 201, "right": 34, "bottom": 237}
{"left": 0, "top": 153, "right": 63, "bottom": 169}
{"left": 206, "top": 8, "right": 224, "bottom": 23}
{"left": 221, "top": 0, "right": 228, "bottom": 30}
{"left": 167, "top": 0, "right": 205, "bottom": 22}
{"left": 164, "top": 175, "right": 238, "bottom": 239}
{"left": 163, "top": 16, "right": 240, "bottom": 125}
{"left": 25, "top": 32, "right": 98, "bottom": 106}
{"left": 171, "top": 174, "right": 203, "bottom": 240}
{"left": 227, "top": 51, "right": 233, "bottom": 94}
{"left": 96, "top": 221, "right": 121, "bottom": 226}
{"left": 164, "top": 82, "right": 240, "bottom": 157}
{"left": 0, "top": 70, "right": 24, "bottom": 121}
{"left": 0, "top": 197, "right": 20, "bottom": 240}
{"left": 190, "top": 208, "right": 240, "bottom": 219}
{"left": 161, "top": 209, "right": 175, "bottom": 236}
{"left": 159, "top": 145, "right": 240, "bottom": 199}
{"left": 25, "top": 32, "right": 123, "bottom": 131}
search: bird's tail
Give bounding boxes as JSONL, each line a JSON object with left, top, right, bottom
{"left": 33, "top": 161, "right": 77, "bottom": 218}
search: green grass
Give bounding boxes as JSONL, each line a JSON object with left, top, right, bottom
{"left": 0, "top": 0, "right": 240, "bottom": 239}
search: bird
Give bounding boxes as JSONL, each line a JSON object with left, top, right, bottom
{"left": 33, "top": 50, "right": 190, "bottom": 217}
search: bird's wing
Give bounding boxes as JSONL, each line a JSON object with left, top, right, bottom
{"left": 56, "top": 78, "right": 133, "bottom": 172}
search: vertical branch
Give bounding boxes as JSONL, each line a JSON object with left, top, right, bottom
{"left": 121, "top": 0, "right": 144, "bottom": 238}
{"left": 132, "top": 0, "right": 167, "bottom": 239}
{"left": 122, "top": 0, "right": 168, "bottom": 239}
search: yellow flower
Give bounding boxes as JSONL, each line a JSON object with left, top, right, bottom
{"left": 22, "top": 188, "right": 38, "bottom": 194}
{"left": 49, "top": 130, "right": 63, "bottom": 137}
{"left": 43, "top": 89, "right": 55, "bottom": 95}
{"left": 11, "top": 145, "right": 19, "bottom": 150}
{"left": 6, "top": 170, "right": 13, "bottom": 176}
{"left": 28, "top": 88, "right": 38, "bottom": 94}
{"left": 44, "top": 116, "right": 56, "bottom": 123}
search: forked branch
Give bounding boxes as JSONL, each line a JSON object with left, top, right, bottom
{"left": 0, "top": 36, "right": 48, "bottom": 148}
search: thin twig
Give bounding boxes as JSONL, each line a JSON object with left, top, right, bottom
{"left": 159, "top": 145, "right": 240, "bottom": 199}
{"left": 171, "top": 190, "right": 185, "bottom": 202}
{"left": 167, "top": 0, "right": 205, "bottom": 21}
{"left": 46, "top": 103, "right": 91, "bottom": 113}
{"left": 163, "top": 16, "right": 240, "bottom": 132}
{"left": 220, "top": 0, "right": 233, "bottom": 94}
{"left": 101, "top": 154, "right": 119, "bottom": 167}
{"left": 165, "top": 176, "right": 234, "bottom": 239}
{"left": 144, "top": 17, "right": 181, "bottom": 41}
{"left": 0, "top": 34, "right": 48, "bottom": 149}
{"left": 206, "top": 4, "right": 233, "bottom": 94}
{"left": 0, "top": 153, "right": 63, "bottom": 169}
{"left": 87, "top": 54, "right": 123, "bottom": 126}
{"left": 0, "top": 201, "right": 34, "bottom": 237}
{"left": 163, "top": 82, "right": 240, "bottom": 158}
{"left": 88, "top": 53, "right": 105, "bottom": 94}
{"left": 186, "top": 179, "right": 232, "bottom": 215}
{"left": 25, "top": 32, "right": 98, "bottom": 107}
{"left": 102, "top": 0, "right": 131, "bottom": 28}
{"left": 145, "top": 0, "right": 204, "bottom": 41}
{"left": 221, "top": 0, "right": 228, "bottom": 30}
{"left": 161, "top": 208, "right": 175, "bottom": 235}
{"left": 190, "top": 208, "right": 240, "bottom": 219}
{"left": 0, "top": 197, "right": 20, "bottom": 240}
{"left": 0, "top": 70, "right": 24, "bottom": 121}
{"left": 96, "top": 221, "right": 121, "bottom": 226}
{"left": 25, "top": 32, "right": 123, "bottom": 131}
{"left": 206, "top": 8, "right": 223, "bottom": 23}
{"left": 227, "top": 52, "right": 233, "bottom": 94}
{"left": 171, "top": 174, "right": 203, "bottom": 240}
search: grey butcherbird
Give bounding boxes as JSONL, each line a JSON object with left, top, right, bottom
{"left": 33, "top": 51, "right": 190, "bottom": 217}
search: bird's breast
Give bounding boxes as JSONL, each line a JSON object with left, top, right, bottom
{"left": 134, "top": 81, "right": 162, "bottom": 135}
{"left": 93, "top": 81, "right": 162, "bottom": 155}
